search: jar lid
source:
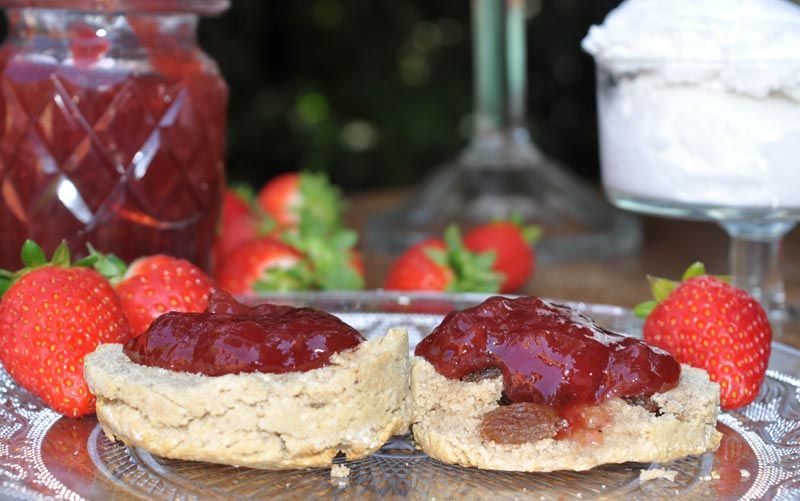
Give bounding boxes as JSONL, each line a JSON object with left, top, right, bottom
{"left": 0, "top": 0, "right": 230, "bottom": 15}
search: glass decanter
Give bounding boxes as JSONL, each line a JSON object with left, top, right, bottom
{"left": 363, "top": 0, "right": 641, "bottom": 265}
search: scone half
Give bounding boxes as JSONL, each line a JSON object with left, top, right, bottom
{"left": 411, "top": 357, "right": 722, "bottom": 472}
{"left": 84, "top": 328, "right": 410, "bottom": 470}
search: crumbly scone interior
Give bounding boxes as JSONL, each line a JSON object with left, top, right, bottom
{"left": 411, "top": 357, "right": 722, "bottom": 472}
{"left": 84, "top": 328, "right": 411, "bottom": 470}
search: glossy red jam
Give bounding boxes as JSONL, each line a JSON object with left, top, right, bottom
{"left": 124, "top": 290, "right": 364, "bottom": 376}
{"left": 416, "top": 296, "right": 680, "bottom": 422}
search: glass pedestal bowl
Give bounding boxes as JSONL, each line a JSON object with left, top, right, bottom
{"left": 595, "top": 59, "right": 800, "bottom": 318}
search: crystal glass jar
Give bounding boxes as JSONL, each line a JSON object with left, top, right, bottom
{"left": 0, "top": 0, "right": 229, "bottom": 269}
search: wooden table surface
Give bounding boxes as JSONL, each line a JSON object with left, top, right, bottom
{"left": 348, "top": 190, "right": 800, "bottom": 349}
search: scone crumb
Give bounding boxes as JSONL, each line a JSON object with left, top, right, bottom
{"left": 711, "top": 471, "right": 720, "bottom": 480}
{"left": 331, "top": 464, "right": 350, "bottom": 479}
{"left": 740, "top": 469, "right": 751, "bottom": 479}
{"left": 639, "top": 468, "right": 678, "bottom": 482}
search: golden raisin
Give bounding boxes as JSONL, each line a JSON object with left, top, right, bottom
{"left": 479, "top": 402, "right": 561, "bottom": 444}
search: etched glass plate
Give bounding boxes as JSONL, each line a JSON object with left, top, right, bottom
{"left": 1, "top": 291, "right": 800, "bottom": 500}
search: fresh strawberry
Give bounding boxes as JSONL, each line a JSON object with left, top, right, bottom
{"left": 257, "top": 171, "right": 343, "bottom": 231}
{"left": 258, "top": 172, "right": 299, "bottom": 227}
{"left": 464, "top": 218, "right": 541, "bottom": 293}
{"left": 254, "top": 172, "right": 365, "bottom": 290}
{"left": 78, "top": 248, "right": 215, "bottom": 337}
{"left": 0, "top": 241, "right": 131, "bottom": 417}
{"left": 215, "top": 237, "right": 312, "bottom": 294}
{"left": 384, "top": 226, "right": 502, "bottom": 292}
{"left": 384, "top": 239, "right": 454, "bottom": 291}
{"left": 112, "top": 255, "right": 214, "bottom": 337}
{"left": 635, "top": 262, "right": 771, "bottom": 410}
{"left": 221, "top": 188, "right": 258, "bottom": 243}
{"left": 213, "top": 187, "right": 275, "bottom": 271}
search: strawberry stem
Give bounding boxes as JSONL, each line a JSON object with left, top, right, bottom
{"left": 681, "top": 262, "right": 706, "bottom": 281}
{"left": 230, "top": 182, "right": 257, "bottom": 204}
{"left": 441, "top": 225, "right": 502, "bottom": 293}
{"left": 494, "top": 214, "right": 542, "bottom": 245}
{"left": 74, "top": 244, "right": 128, "bottom": 285}
{"left": 633, "top": 300, "right": 657, "bottom": 319}
{"left": 280, "top": 226, "right": 364, "bottom": 291}
{"left": 647, "top": 276, "right": 678, "bottom": 302}
{"left": 679, "top": 261, "right": 731, "bottom": 283}
{"left": 254, "top": 263, "right": 314, "bottom": 292}
{"left": 0, "top": 240, "right": 83, "bottom": 298}
{"left": 21, "top": 240, "right": 46, "bottom": 267}
{"left": 522, "top": 225, "right": 542, "bottom": 245}
{"left": 50, "top": 241, "right": 71, "bottom": 267}
{"left": 0, "top": 273, "right": 12, "bottom": 296}
{"left": 636, "top": 261, "right": 715, "bottom": 320}
{"left": 297, "top": 171, "right": 344, "bottom": 234}
{"left": 506, "top": 213, "right": 524, "bottom": 226}
{"left": 424, "top": 247, "right": 448, "bottom": 267}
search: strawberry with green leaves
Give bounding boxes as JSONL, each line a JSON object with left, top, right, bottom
{"left": 384, "top": 239, "right": 453, "bottom": 291}
{"left": 0, "top": 241, "right": 131, "bottom": 417}
{"left": 218, "top": 170, "right": 365, "bottom": 292}
{"left": 281, "top": 227, "right": 365, "bottom": 291}
{"left": 111, "top": 255, "right": 214, "bottom": 337}
{"left": 78, "top": 247, "right": 215, "bottom": 337}
{"left": 257, "top": 171, "right": 343, "bottom": 232}
{"left": 464, "top": 218, "right": 541, "bottom": 293}
{"left": 384, "top": 226, "right": 502, "bottom": 292}
{"left": 215, "top": 237, "right": 311, "bottom": 294}
{"left": 635, "top": 262, "right": 771, "bottom": 409}
{"left": 215, "top": 227, "right": 365, "bottom": 294}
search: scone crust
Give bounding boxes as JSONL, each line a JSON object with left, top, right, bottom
{"left": 411, "top": 357, "right": 722, "bottom": 472}
{"left": 84, "top": 328, "right": 410, "bottom": 469}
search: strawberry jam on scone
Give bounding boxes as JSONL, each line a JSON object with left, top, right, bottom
{"left": 416, "top": 296, "right": 680, "bottom": 439}
{"left": 84, "top": 290, "right": 410, "bottom": 470}
{"left": 411, "top": 295, "right": 722, "bottom": 472}
{"left": 124, "top": 289, "right": 363, "bottom": 375}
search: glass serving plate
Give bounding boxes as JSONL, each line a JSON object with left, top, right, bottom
{"left": 1, "top": 291, "right": 800, "bottom": 500}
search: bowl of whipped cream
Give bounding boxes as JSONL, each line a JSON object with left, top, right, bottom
{"left": 583, "top": 0, "right": 800, "bottom": 219}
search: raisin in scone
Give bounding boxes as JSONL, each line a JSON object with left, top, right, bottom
{"left": 411, "top": 296, "right": 721, "bottom": 472}
{"left": 84, "top": 291, "right": 411, "bottom": 470}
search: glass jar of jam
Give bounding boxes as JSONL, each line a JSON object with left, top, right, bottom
{"left": 0, "top": 0, "right": 229, "bottom": 269}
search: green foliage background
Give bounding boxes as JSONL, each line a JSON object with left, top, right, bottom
{"left": 198, "top": 0, "right": 620, "bottom": 190}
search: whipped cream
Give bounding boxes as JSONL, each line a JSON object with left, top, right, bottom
{"left": 583, "top": 0, "right": 800, "bottom": 210}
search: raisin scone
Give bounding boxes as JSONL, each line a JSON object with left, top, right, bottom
{"left": 411, "top": 296, "right": 722, "bottom": 472}
{"left": 412, "top": 359, "right": 720, "bottom": 471}
{"left": 84, "top": 291, "right": 411, "bottom": 470}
